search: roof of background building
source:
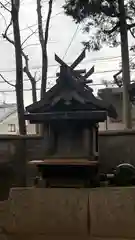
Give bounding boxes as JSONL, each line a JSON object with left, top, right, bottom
{"left": 98, "top": 87, "right": 123, "bottom": 98}
{"left": 0, "top": 103, "right": 17, "bottom": 123}
{"left": 0, "top": 103, "right": 16, "bottom": 108}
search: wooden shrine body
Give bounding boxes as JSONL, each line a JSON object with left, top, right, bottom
{"left": 25, "top": 51, "right": 117, "bottom": 187}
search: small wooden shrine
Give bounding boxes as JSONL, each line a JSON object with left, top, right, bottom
{"left": 25, "top": 50, "right": 117, "bottom": 187}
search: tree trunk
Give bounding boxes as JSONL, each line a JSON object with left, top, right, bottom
{"left": 31, "top": 81, "right": 40, "bottom": 134}
{"left": 118, "top": 0, "right": 132, "bottom": 129}
{"left": 11, "top": 0, "right": 26, "bottom": 186}
{"left": 11, "top": 2, "right": 26, "bottom": 135}
{"left": 37, "top": 0, "right": 53, "bottom": 134}
{"left": 39, "top": 50, "right": 48, "bottom": 135}
{"left": 40, "top": 50, "right": 48, "bottom": 99}
{"left": 31, "top": 81, "right": 37, "bottom": 103}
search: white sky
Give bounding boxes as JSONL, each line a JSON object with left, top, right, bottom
{"left": 0, "top": 0, "right": 135, "bottom": 106}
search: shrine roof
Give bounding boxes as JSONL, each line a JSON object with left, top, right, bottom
{"left": 25, "top": 51, "right": 117, "bottom": 119}
{"left": 26, "top": 71, "right": 117, "bottom": 119}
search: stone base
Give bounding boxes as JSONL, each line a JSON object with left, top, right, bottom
{"left": 1, "top": 187, "right": 135, "bottom": 239}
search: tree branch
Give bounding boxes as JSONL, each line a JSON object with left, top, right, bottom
{"left": 2, "top": 16, "right": 36, "bottom": 85}
{"left": 130, "top": 28, "right": 135, "bottom": 39}
{"left": 44, "top": 0, "right": 53, "bottom": 47}
{"left": 0, "top": 2, "right": 11, "bottom": 12}
{"left": 23, "top": 53, "right": 35, "bottom": 84}
{"left": 0, "top": 73, "right": 15, "bottom": 87}
{"left": 2, "top": 31, "right": 14, "bottom": 45}
{"left": 37, "top": 0, "right": 44, "bottom": 49}
{"left": 2, "top": 17, "right": 14, "bottom": 45}
{"left": 22, "top": 50, "right": 37, "bottom": 103}
{"left": 2, "top": 14, "right": 37, "bottom": 103}
{"left": 21, "top": 27, "right": 38, "bottom": 47}
{"left": 36, "top": 76, "right": 41, "bottom": 83}
{"left": 3, "top": 16, "right": 37, "bottom": 85}
{"left": 127, "top": 22, "right": 135, "bottom": 30}
{"left": 5, "top": 17, "right": 12, "bottom": 35}
{"left": 103, "top": 20, "right": 135, "bottom": 35}
{"left": 103, "top": 21, "right": 120, "bottom": 34}
{"left": 113, "top": 69, "right": 123, "bottom": 87}
{"left": 0, "top": 11, "right": 8, "bottom": 27}
{"left": 4, "top": 0, "right": 11, "bottom": 6}
{"left": 130, "top": 2, "right": 135, "bottom": 12}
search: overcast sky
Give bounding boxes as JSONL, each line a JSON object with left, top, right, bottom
{"left": 0, "top": 0, "right": 135, "bottom": 106}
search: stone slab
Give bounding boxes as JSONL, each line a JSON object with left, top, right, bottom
{"left": 4, "top": 236, "right": 90, "bottom": 240}
{"left": 6, "top": 187, "right": 88, "bottom": 235}
{"left": 89, "top": 187, "right": 135, "bottom": 238}
{"left": 3, "top": 236, "right": 135, "bottom": 240}
{"left": 0, "top": 201, "right": 8, "bottom": 229}
{"left": 0, "top": 234, "right": 7, "bottom": 240}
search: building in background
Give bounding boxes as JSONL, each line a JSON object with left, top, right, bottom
{"left": 98, "top": 87, "right": 135, "bottom": 130}
{"left": 0, "top": 103, "right": 36, "bottom": 134}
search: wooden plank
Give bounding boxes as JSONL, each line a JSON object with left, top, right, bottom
{"left": 84, "top": 79, "right": 93, "bottom": 84}
{"left": 55, "top": 54, "right": 68, "bottom": 67}
{"left": 85, "top": 66, "right": 94, "bottom": 78}
{"left": 55, "top": 54, "right": 87, "bottom": 83}
{"left": 55, "top": 55, "right": 85, "bottom": 83}
{"left": 28, "top": 159, "right": 98, "bottom": 166}
{"left": 55, "top": 50, "right": 86, "bottom": 70}
{"left": 113, "top": 69, "right": 122, "bottom": 78}
{"left": 74, "top": 69, "right": 86, "bottom": 74}
{"left": 24, "top": 110, "right": 107, "bottom": 122}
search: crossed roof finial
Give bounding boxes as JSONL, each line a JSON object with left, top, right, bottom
{"left": 54, "top": 49, "right": 95, "bottom": 84}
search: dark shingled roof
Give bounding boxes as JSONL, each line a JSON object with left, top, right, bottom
{"left": 26, "top": 65, "right": 117, "bottom": 119}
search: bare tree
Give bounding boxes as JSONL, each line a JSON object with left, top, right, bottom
{"left": 23, "top": 54, "right": 40, "bottom": 134}
{"left": 1, "top": 0, "right": 27, "bottom": 135}
{"left": 23, "top": 55, "right": 38, "bottom": 104}
{"left": 1, "top": 8, "right": 38, "bottom": 105}
{"left": 37, "top": 0, "right": 53, "bottom": 99}
{"left": 0, "top": 1, "right": 40, "bottom": 134}
{"left": 0, "top": 0, "right": 54, "bottom": 134}
{"left": 0, "top": 0, "right": 27, "bottom": 186}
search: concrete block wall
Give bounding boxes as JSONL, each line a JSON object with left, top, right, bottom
{"left": 1, "top": 131, "right": 135, "bottom": 201}
{"left": 1, "top": 187, "right": 135, "bottom": 239}
{"left": 1, "top": 130, "right": 135, "bottom": 169}
{"left": 99, "top": 130, "right": 135, "bottom": 173}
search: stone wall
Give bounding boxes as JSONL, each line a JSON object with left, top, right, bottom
{"left": 1, "top": 187, "right": 135, "bottom": 240}
{"left": 0, "top": 130, "right": 135, "bottom": 171}
{"left": 99, "top": 130, "right": 135, "bottom": 173}
{"left": 0, "top": 130, "right": 135, "bottom": 200}
{"left": 26, "top": 130, "right": 135, "bottom": 173}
